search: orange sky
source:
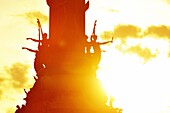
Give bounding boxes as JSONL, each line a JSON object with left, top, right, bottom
{"left": 0, "top": 0, "right": 170, "bottom": 113}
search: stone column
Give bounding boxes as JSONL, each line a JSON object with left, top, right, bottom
{"left": 46, "top": 0, "right": 89, "bottom": 69}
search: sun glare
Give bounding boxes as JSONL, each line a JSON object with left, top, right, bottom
{"left": 97, "top": 37, "right": 170, "bottom": 113}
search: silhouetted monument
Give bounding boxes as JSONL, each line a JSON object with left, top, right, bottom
{"left": 16, "top": 0, "right": 122, "bottom": 113}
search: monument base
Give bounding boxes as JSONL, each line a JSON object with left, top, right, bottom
{"left": 16, "top": 65, "right": 121, "bottom": 113}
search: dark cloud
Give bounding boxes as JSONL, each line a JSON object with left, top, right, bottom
{"left": 4, "top": 62, "right": 30, "bottom": 89}
{"left": 144, "top": 25, "right": 170, "bottom": 38}
{"left": 16, "top": 11, "right": 48, "bottom": 26}
{"left": 113, "top": 24, "right": 142, "bottom": 38}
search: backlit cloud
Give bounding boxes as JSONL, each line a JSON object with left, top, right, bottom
{"left": 113, "top": 24, "right": 142, "bottom": 38}
{"left": 4, "top": 62, "right": 31, "bottom": 89}
{"left": 0, "top": 75, "right": 7, "bottom": 99}
{"left": 0, "top": 89, "right": 3, "bottom": 100}
{"left": 100, "top": 31, "right": 113, "bottom": 40}
{"left": 144, "top": 25, "right": 170, "bottom": 38}
{"left": 0, "top": 62, "right": 34, "bottom": 113}
{"left": 114, "top": 43, "right": 158, "bottom": 63}
{"left": 126, "top": 45, "right": 157, "bottom": 62}
{"left": 16, "top": 11, "right": 48, "bottom": 26}
{"left": 109, "top": 24, "right": 170, "bottom": 39}
{"left": 163, "top": 0, "right": 170, "bottom": 4}
{"left": 100, "top": 24, "right": 170, "bottom": 62}
{"left": 107, "top": 8, "right": 119, "bottom": 13}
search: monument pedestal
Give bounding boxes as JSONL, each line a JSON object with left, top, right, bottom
{"left": 17, "top": 66, "right": 118, "bottom": 113}
{"left": 16, "top": 0, "right": 122, "bottom": 113}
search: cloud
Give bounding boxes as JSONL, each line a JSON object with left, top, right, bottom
{"left": 0, "top": 89, "right": 3, "bottom": 100}
{"left": 144, "top": 25, "right": 170, "bottom": 38}
{"left": 163, "top": 0, "right": 170, "bottom": 4}
{"left": 100, "top": 31, "right": 113, "bottom": 40}
{"left": 100, "top": 24, "right": 170, "bottom": 62}
{"left": 0, "top": 75, "right": 8, "bottom": 99}
{"left": 0, "top": 77, "right": 5, "bottom": 83}
{"left": 107, "top": 8, "right": 119, "bottom": 13}
{"left": 113, "top": 24, "right": 142, "bottom": 38}
{"left": 114, "top": 43, "right": 157, "bottom": 63}
{"left": 4, "top": 62, "right": 31, "bottom": 89}
{"left": 106, "top": 24, "right": 170, "bottom": 39}
{"left": 126, "top": 45, "right": 157, "bottom": 62}
{"left": 0, "top": 62, "right": 34, "bottom": 113}
{"left": 16, "top": 11, "right": 48, "bottom": 26}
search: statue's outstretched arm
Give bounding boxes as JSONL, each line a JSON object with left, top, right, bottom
{"left": 22, "top": 47, "right": 38, "bottom": 53}
{"left": 99, "top": 37, "right": 113, "bottom": 45}
{"left": 26, "top": 38, "right": 41, "bottom": 42}
{"left": 99, "top": 40, "right": 112, "bottom": 45}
